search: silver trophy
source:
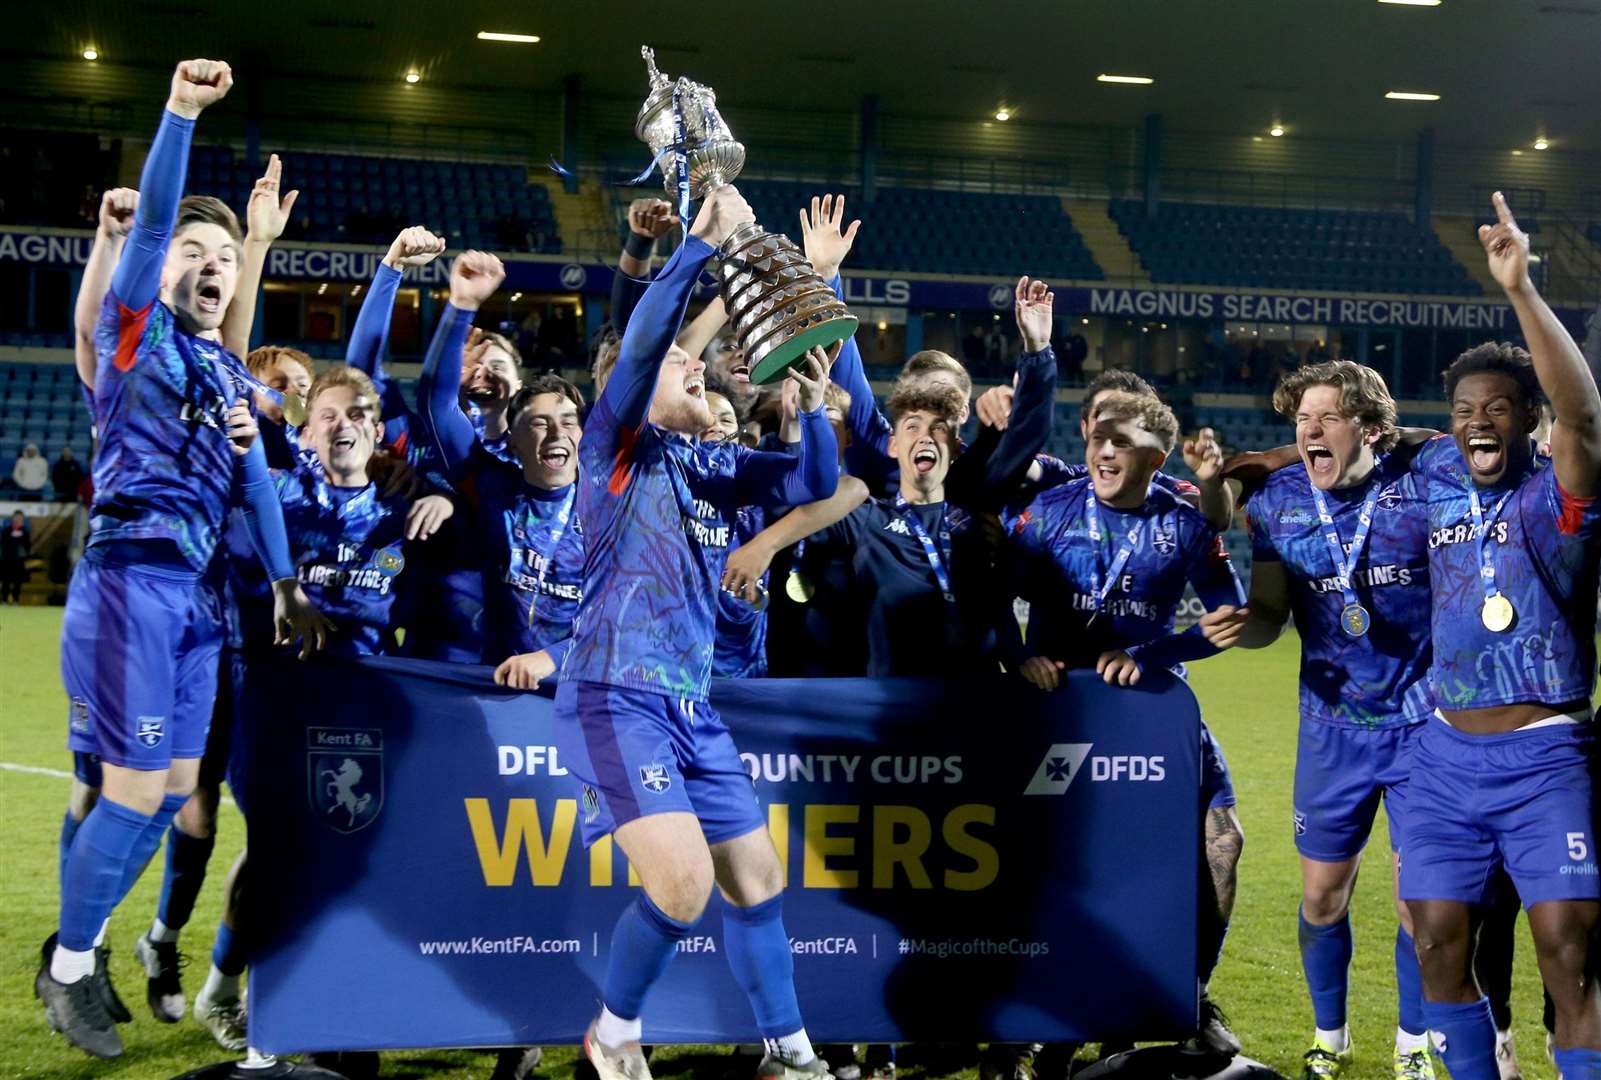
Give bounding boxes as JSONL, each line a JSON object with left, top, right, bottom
{"left": 635, "top": 46, "right": 858, "bottom": 385}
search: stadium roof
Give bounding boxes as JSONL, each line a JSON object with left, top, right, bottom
{"left": 8, "top": 0, "right": 1601, "bottom": 153}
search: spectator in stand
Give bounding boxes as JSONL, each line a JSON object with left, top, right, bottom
{"left": 12, "top": 443, "right": 48, "bottom": 496}
{"left": 1, "top": 510, "right": 29, "bottom": 603}
{"left": 52, "top": 447, "right": 85, "bottom": 505}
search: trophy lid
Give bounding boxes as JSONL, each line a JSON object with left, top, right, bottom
{"left": 635, "top": 46, "right": 676, "bottom": 140}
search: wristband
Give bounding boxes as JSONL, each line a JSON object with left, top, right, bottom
{"left": 624, "top": 231, "right": 656, "bottom": 260}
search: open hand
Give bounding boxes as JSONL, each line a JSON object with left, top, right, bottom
{"left": 405, "top": 494, "right": 454, "bottom": 541}
{"left": 1014, "top": 276, "right": 1054, "bottom": 353}
{"left": 273, "top": 581, "right": 334, "bottom": 660}
{"left": 786, "top": 343, "right": 838, "bottom": 413}
{"left": 799, "top": 193, "right": 860, "bottom": 281}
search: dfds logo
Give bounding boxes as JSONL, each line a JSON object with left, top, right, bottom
{"left": 1024, "top": 743, "right": 1166, "bottom": 795}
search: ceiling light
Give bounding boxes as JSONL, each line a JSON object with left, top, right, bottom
{"left": 509, "top": 292, "right": 523, "bottom": 302}
{"left": 1533, "top": 137, "right": 1549, "bottom": 150}
{"left": 477, "top": 31, "right": 540, "bottom": 43}
{"left": 82, "top": 47, "right": 98, "bottom": 61}
{"left": 1270, "top": 124, "right": 1285, "bottom": 137}
{"left": 1081, "top": 317, "right": 1089, "bottom": 325}
{"left": 1511, "top": 149, "right": 1524, "bottom": 156}
{"left": 317, "top": 283, "right": 328, "bottom": 295}
{"left": 994, "top": 108, "right": 1011, "bottom": 122}
{"left": 1385, "top": 91, "right": 1440, "bottom": 101}
{"left": 1098, "top": 74, "right": 1154, "bottom": 85}
{"left": 1378, "top": 0, "right": 1442, "bottom": 6}
{"left": 405, "top": 71, "right": 421, "bottom": 84}
{"left": 1252, "top": 135, "right": 1263, "bottom": 142}
{"left": 877, "top": 320, "right": 889, "bottom": 331}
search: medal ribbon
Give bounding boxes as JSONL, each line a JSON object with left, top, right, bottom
{"left": 523, "top": 486, "right": 577, "bottom": 621}
{"left": 895, "top": 495, "right": 955, "bottom": 604}
{"left": 669, "top": 84, "right": 693, "bottom": 232}
{"left": 1083, "top": 496, "right": 1142, "bottom": 614}
{"left": 1467, "top": 485, "right": 1516, "bottom": 605}
{"left": 1308, "top": 481, "right": 1382, "bottom": 618}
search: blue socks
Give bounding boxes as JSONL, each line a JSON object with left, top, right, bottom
{"left": 59, "top": 797, "right": 153, "bottom": 951}
{"left": 1421, "top": 997, "right": 1498, "bottom": 1080}
{"left": 59, "top": 810, "right": 83, "bottom": 893}
{"left": 212, "top": 921, "right": 247, "bottom": 976}
{"left": 1395, "top": 927, "right": 1426, "bottom": 1036}
{"left": 157, "top": 824, "right": 216, "bottom": 931}
{"left": 116, "top": 793, "right": 186, "bottom": 902}
{"left": 602, "top": 893, "right": 697, "bottom": 1021}
{"left": 1299, "top": 908, "right": 1353, "bottom": 1031}
{"left": 1553, "top": 1047, "right": 1601, "bottom": 1079}
{"left": 723, "top": 894, "right": 803, "bottom": 1038}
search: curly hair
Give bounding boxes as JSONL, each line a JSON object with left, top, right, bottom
{"left": 887, "top": 381, "right": 966, "bottom": 428}
{"left": 1089, "top": 390, "right": 1179, "bottom": 453}
{"left": 1272, "top": 360, "right": 1400, "bottom": 454}
{"left": 1083, "top": 368, "right": 1157, "bottom": 417}
{"left": 1443, "top": 342, "right": 1545, "bottom": 409}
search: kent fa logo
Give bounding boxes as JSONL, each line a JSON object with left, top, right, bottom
{"left": 639, "top": 764, "right": 672, "bottom": 794}
{"left": 1024, "top": 743, "right": 1093, "bottom": 796}
{"left": 307, "top": 727, "right": 384, "bottom": 834}
{"left": 1152, "top": 527, "right": 1176, "bottom": 555}
{"left": 136, "top": 716, "right": 166, "bottom": 748}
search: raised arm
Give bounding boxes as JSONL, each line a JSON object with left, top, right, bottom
{"left": 112, "top": 59, "right": 233, "bottom": 310}
{"left": 223, "top": 153, "right": 298, "bottom": 358}
{"left": 611, "top": 198, "right": 678, "bottom": 333}
{"left": 675, "top": 295, "right": 727, "bottom": 361}
{"left": 233, "top": 438, "right": 332, "bottom": 658}
{"left": 419, "top": 251, "right": 502, "bottom": 473}
{"left": 1180, "top": 427, "right": 1235, "bottom": 530}
{"left": 75, "top": 189, "right": 137, "bottom": 389}
{"left": 1480, "top": 191, "right": 1601, "bottom": 496}
{"left": 731, "top": 348, "right": 840, "bottom": 510}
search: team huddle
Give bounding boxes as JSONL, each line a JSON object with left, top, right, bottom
{"left": 31, "top": 58, "right": 1601, "bottom": 1080}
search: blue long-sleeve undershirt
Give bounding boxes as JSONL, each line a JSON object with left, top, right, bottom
{"left": 234, "top": 439, "right": 294, "bottom": 582}
{"left": 346, "top": 262, "right": 414, "bottom": 423}
{"left": 417, "top": 304, "right": 476, "bottom": 475}
{"left": 112, "top": 110, "right": 193, "bottom": 312}
{"left": 597, "top": 235, "right": 715, "bottom": 433}
{"left": 735, "top": 407, "right": 839, "bottom": 510}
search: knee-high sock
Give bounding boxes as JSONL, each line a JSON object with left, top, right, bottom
{"left": 1198, "top": 894, "right": 1230, "bottom": 988}
{"left": 58, "top": 797, "right": 153, "bottom": 952}
{"left": 723, "top": 894, "right": 803, "bottom": 1039}
{"left": 59, "top": 810, "right": 83, "bottom": 894}
{"left": 1299, "top": 908, "right": 1353, "bottom": 1031}
{"left": 1421, "top": 997, "right": 1498, "bottom": 1080}
{"left": 1395, "top": 927, "right": 1426, "bottom": 1036}
{"left": 211, "top": 921, "right": 248, "bottom": 977}
{"left": 156, "top": 824, "right": 215, "bottom": 932}
{"left": 602, "top": 893, "right": 696, "bottom": 1022}
{"left": 1553, "top": 1048, "right": 1601, "bottom": 1079}
{"left": 115, "top": 792, "right": 186, "bottom": 903}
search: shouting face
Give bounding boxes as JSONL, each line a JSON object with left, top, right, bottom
{"left": 162, "top": 222, "right": 240, "bottom": 335}
{"left": 509, "top": 391, "right": 582, "bottom": 489}
{"left": 1294, "top": 383, "right": 1379, "bottom": 491}
{"left": 649, "top": 344, "right": 712, "bottom": 435}
{"left": 307, "top": 383, "right": 383, "bottom": 484}
{"left": 1451, "top": 371, "right": 1536, "bottom": 487}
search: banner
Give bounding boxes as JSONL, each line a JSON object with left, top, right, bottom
{"left": 237, "top": 658, "right": 1204, "bottom": 1053}
{"left": 5, "top": 226, "right": 1588, "bottom": 331}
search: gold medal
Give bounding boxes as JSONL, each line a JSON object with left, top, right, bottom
{"left": 785, "top": 570, "right": 815, "bottom": 604}
{"left": 1481, "top": 593, "right": 1515, "bottom": 633}
{"left": 282, "top": 391, "right": 307, "bottom": 428}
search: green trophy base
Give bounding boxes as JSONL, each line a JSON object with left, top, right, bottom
{"left": 748, "top": 315, "right": 860, "bottom": 386}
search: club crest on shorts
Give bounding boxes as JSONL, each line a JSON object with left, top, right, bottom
{"left": 69, "top": 697, "right": 91, "bottom": 735}
{"left": 639, "top": 763, "right": 672, "bottom": 794}
{"left": 136, "top": 716, "right": 166, "bottom": 748}
{"left": 582, "top": 785, "right": 601, "bottom": 824}
{"left": 307, "top": 727, "right": 384, "bottom": 833}
{"left": 1293, "top": 809, "right": 1307, "bottom": 836}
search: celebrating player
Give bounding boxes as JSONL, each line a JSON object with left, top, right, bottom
{"left": 554, "top": 184, "right": 840, "bottom": 1080}
{"left": 37, "top": 59, "right": 326, "bottom": 1060}
{"left": 1008, "top": 391, "right": 1249, "bottom": 1058}
{"left": 1399, "top": 194, "right": 1601, "bottom": 1080}
{"left": 1236, "top": 361, "right": 1434, "bottom": 1079}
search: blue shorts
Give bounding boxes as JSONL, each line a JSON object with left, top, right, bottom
{"left": 1400, "top": 717, "right": 1600, "bottom": 907}
{"left": 61, "top": 554, "right": 225, "bottom": 770}
{"left": 554, "top": 680, "right": 766, "bottom": 849}
{"left": 1201, "top": 721, "right": 1236, "bottom": 812}
{"left": 1294, "top": 719, "right": 1422, "bottom": 862}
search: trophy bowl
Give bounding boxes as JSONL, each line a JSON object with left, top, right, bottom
{"left": 636, "top": 46, "right": 858, "bottom": 384}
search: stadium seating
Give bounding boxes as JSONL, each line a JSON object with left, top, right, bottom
{"left": 1110, "top": 200, "right": 1479, "bottom": 296}
{"left": 733, "top": 180, "right": 1104, "bottom": 281}
{"left": 186, "top": 146, "right": 562, "bottom": 254}
{"left": 0, "top": 363, "right": 92, "bottom": 498}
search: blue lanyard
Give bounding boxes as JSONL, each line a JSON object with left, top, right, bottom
{"left": 1083, "top": 496, "right": 1141, "bottom": 613}
{"left": 1467, "top": 484, "right": 1516, "bottom": 602}
{"left": 670, "top": 84, "right": 692, "bottom": 228}
{"left": 895, "top": 495, "right": 955, "bottom": 604}
{"left": 528, "top": 485, "right": 577, "bottom": 597}
{"left": 1308, "top": 481, "right": 1382, "bottom": 613}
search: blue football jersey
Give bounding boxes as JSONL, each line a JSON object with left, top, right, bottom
{"left": 1416, "top": 435, "right": 1601, "bottom": 711}
{"left": 1247, "top": 456, "right": 1433, "bottom": 728}
{"left": 275, "top": 471, "right": 413, "bottom": 657}
{"left": 713, "top": 504, "right": 769, "bottom": 679}
{"left": 1010, "top": 478, "right": 1245, "bottom": 672}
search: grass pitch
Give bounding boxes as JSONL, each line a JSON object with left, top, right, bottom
{"left": 0, "top": 605, "right": 1572, "bottom": 1078}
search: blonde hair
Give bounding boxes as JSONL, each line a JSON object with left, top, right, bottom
{"left": 592, "top": 335, "right": 622, "bottom": 396}
{"left": 898, "top": 350, "right": 972, "bottom": 400}
{"left": 305, "top": 365, "right": 381, "bottom": 414}
{"left": 1272, "top": 360, "right": 1399, "bottom": 454}
{"left": 823, "top": 382, "right": 852, "bottom": 414}
{"left": 1090, "top": 390, "right": 1178, "bottom": 453}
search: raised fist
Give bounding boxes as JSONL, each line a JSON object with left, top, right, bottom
{"left": 98, "top": 188, "right": 138, "bottom": 239}
{"left": 689, "top": 185, "right": 755, "bottom": 248}
{"left": 449, "top": 250, "right": 506, "bottom": 312}
{"left": 385, "top": 226, "right": 448, "bottom": 270}
{"left": 628, "top": 199, "right": 679, "bottom": 240}
{"left": 167, "top": 59, "right": 234, "bottom": 119}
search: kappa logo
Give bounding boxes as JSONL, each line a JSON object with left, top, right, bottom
{"left": 307, "top": 727, "right": 384, "bottom": 833}
{"left": 884, "top": 518, "right": 912, "bottom": 536}
{"left": 136, "top": 716, "right": 166, "bottom": 748}
{"left": 1024, "top": 743, "right": 1093, "bottom": 796}
{"left": 1293, "top": 810, "right": 1307, "bottom": 836}
{"left": 1152, "top": 528, "right": 1176, "bottom": 555}
{"left": 639, "top": 764, "right": 672, "bottom": 794}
